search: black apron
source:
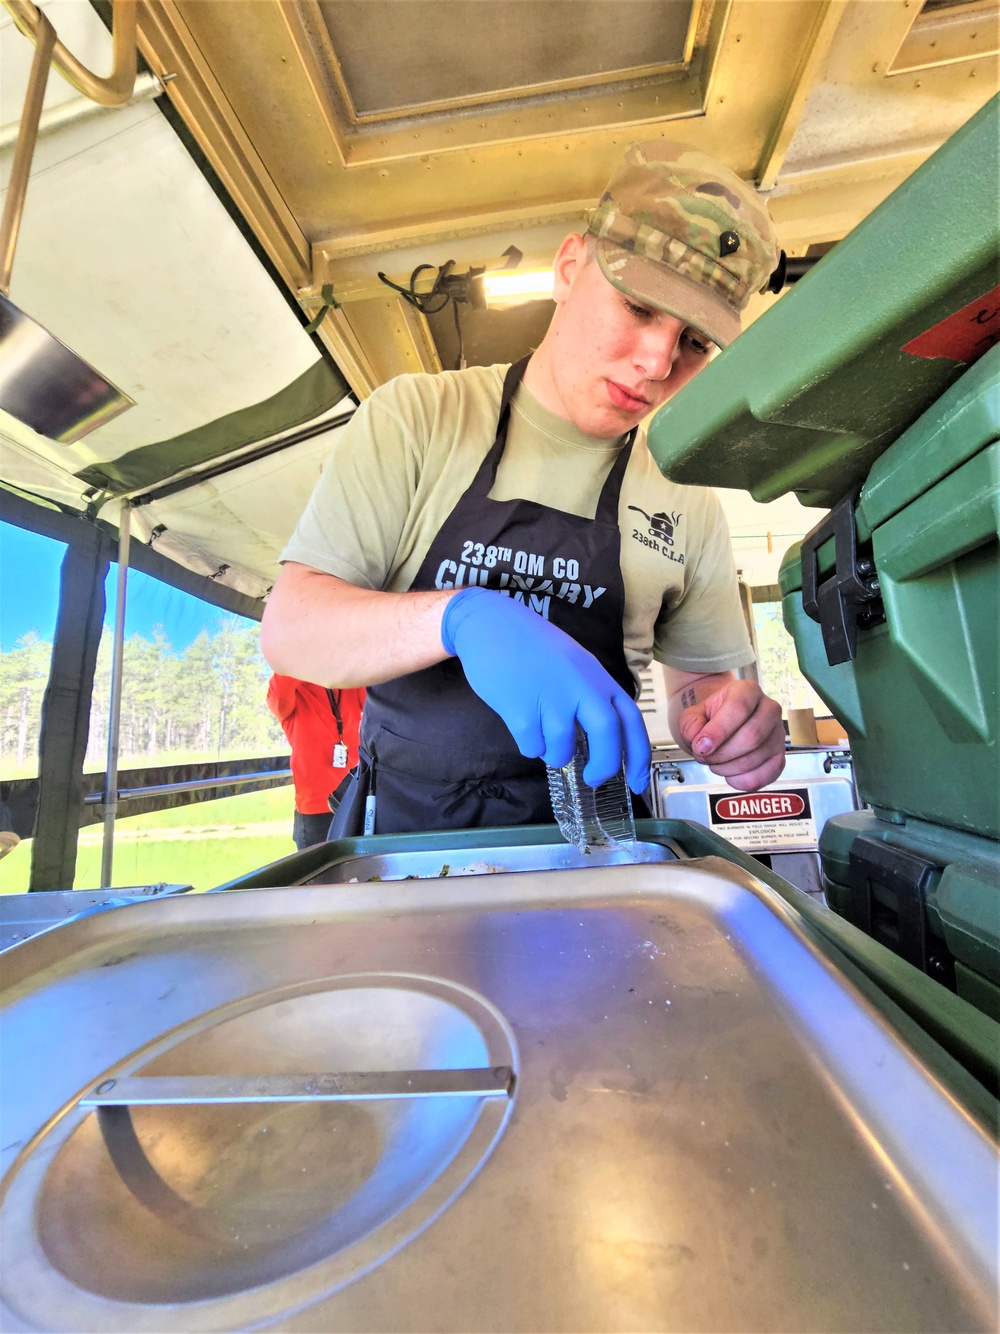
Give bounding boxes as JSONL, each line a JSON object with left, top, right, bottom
{"left": 330, "top": 357, "right": 640, "bottom": 837}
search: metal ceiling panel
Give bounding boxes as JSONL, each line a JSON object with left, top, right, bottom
{"left": 136, "top": 0, "right": 887, "bottom": 393}
{"left": 317, "top": 0, "right": 697, "bottom": 121}
{"left": 780, "top": 0, "right": 998, "bottom": 176}
{"left": 889, "top": 0, "right": 999, "bottom": 73}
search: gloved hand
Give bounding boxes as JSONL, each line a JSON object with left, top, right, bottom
{"left": 441, "top": 587, "right": 650, "bottom": 792}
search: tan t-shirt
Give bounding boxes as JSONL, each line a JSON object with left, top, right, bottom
{"left": 282, "top": 365, "right": 753, "bottom": 682}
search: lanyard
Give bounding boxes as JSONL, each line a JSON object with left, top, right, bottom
{"left": 325, "top": 688, "right": 344, "bottom": 743}
{"left": 327, "top": 688, "right": 351, "bottom": 771}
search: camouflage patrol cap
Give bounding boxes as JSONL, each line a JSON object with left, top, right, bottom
{"left": 588, "top": 140, "right": 778, "bottom": 348}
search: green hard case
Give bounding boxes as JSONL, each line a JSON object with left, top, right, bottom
{"left": 645, "top": 95, "right": 1000, "bottom": 509}
{"left": 780, "top": 347, "right": 1000, "bottom": 838}
{"left": 820, "top": 811, "right": 1000, "bottom": 1024}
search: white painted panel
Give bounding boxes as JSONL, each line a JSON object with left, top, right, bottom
{"left": 1, "top": 1, "right": 321, "bottom": 470}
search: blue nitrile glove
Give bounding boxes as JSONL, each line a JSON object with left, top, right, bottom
{"left": 441, "top": 587, "right": 651, "bottom": 792}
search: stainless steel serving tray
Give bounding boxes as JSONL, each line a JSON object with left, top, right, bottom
{"left": 0, "top": 884, "right": 192, "bottom": 952}
{"left": 309, "top": 837, "right": 680, "bottom": 883}
{"left": 1, "top": 856, "right": 996, "bottom": 1332}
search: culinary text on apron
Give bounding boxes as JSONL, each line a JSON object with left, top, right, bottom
{"left": 330, "top": 357, "right": 641, "bottom": 837}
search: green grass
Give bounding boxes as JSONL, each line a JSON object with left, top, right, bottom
{"left": 0, "top": 784, "right": 300, "bottom": 895}
{"left": 0, "top": 831, "right": 297, "bottom": 895}
{"left": 79, "top": 833, "right": 296, "bottom": 893}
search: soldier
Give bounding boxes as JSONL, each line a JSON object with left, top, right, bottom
{"left": 266, "top": 675, "right": 365, "bottom": 849}
{"left": 263, "top": 141, "right": 786, "bottom": 836}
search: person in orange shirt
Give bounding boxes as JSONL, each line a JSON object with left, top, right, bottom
{"left": 266, "top": 675, "right": 365, "bottom": 849}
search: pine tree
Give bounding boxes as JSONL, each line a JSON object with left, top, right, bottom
{"left": 0, "top": 632, "right": 51, "bottom": 775}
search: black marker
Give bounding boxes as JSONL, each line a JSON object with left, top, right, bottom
{"left": 363, "top": 751, "right": 377, "bottom": 836}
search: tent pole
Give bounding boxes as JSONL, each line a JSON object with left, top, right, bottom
{"left": 101, "top": 501, "right": 131, "bottom": 886}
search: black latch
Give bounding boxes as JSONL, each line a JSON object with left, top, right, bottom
{"left": 848, "top": 835, "right": 954, "bottom": 988}
{"left": 800, "top": 486, "right": 885, "bottom": 666}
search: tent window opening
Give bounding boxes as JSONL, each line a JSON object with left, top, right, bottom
{"left": 751, "top": 600, "right": 833, "bottom": 719}
{"left": 79, "top": 567, "right": 294, "bottom": 892}
{"left": 0, "top": 521, "right": 66, "bottom": 783}
{"left": 86, "top": 568, "right": 286, "bottom": 770}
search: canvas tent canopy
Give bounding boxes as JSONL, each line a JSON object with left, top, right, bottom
{"left": 1, "top": 0, "right": 354, "bottom": 604}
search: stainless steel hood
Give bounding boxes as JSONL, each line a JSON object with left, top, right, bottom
{"left": 0, "top": 294, "right": 133, "bottom": 443}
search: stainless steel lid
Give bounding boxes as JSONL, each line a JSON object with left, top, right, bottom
{"left": 1, "top": 858, "right": 996, "bottom": 1331}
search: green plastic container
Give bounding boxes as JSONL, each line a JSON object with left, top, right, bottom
{"left": 645, "top": 96, "right": 1000, "bottom": 508}
{"left": 820, "top": 811, "right": 1000, "bottom": 1023}
{"left": 780, "top": 347, "right": 1000, "bottom": 837}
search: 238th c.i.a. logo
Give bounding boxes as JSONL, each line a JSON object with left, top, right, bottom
{"left": 628, "top": 505, "right": 683, "bottom": 546}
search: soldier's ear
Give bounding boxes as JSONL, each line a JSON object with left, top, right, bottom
{"left": 551, "top": 233, "right": 587, "bottom": 304}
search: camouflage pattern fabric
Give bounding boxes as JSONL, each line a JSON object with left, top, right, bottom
{"left": 588, "top": 140, "right": 779, "bottom": 346}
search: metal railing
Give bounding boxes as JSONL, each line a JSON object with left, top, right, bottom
{"left": 83, "top": 768, "right": 292, "bottom": 808}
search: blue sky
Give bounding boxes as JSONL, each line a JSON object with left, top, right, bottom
{"left": 0, "top": 521, "right": 229, "bottom": 652}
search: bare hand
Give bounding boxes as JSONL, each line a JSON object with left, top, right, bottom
{"left": 677, "top": 679, "right": 785, "bottom": 792}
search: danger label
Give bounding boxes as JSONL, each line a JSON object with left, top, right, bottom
{"left": 709, "top": 787, "right": 816, "bottom": 851}
{"left": 714, "top": 792, "right": 805, "bottom": 820}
